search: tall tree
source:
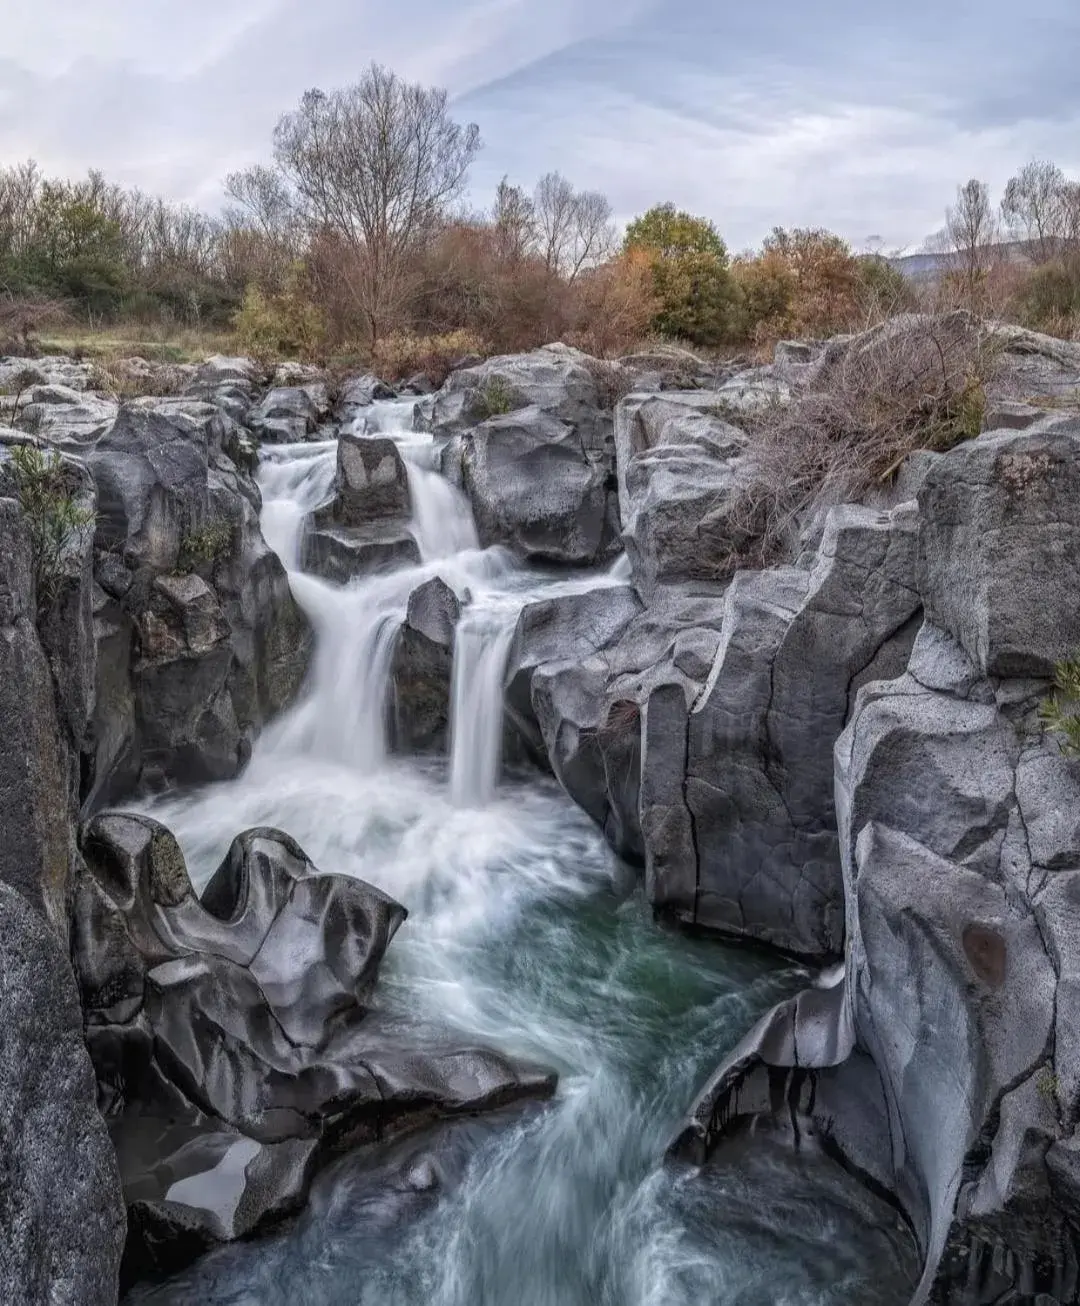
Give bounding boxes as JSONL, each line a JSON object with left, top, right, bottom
{"left": 623, "top": 202, "right": 739, "bottom": 345}
{"left": 533, "top": 172, "right": 614, "bottom": 282}
{"left": 271, "top": 65, "right": 481, "bottom": 344}
{"left": 947, "top": 179, "right": 998, "bottom": 310}
{"left": 1001, "top": 159, "right": 1067, "bottom": 264}
{"left": 491, "top": 177, "right": 536, "bottom": 263}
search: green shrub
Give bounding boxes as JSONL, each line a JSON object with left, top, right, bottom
{"left": 1016, "top": 259, "right": 1080, "bottom": 334}
{"left": 472, "top": 376, "right": 518, "bottom": 420}
{"left": 232, "top": 282, "right": 326, "bottom": 363}
{"left": 176, "top": 521, "right": 233, "bottom": 574}
{"left": 5, "top": 443, "right": 94, "bottom": 610}
{"left": 1040, "top": 656, "right": 1080, "bottom": 755}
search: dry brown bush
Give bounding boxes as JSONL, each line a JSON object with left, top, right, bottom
{"left": 565, "top": 253, "right": 657, "bottom": 359}
{"left": 722, "top": 312, "right": 996, "bottom": 573}
{"left": 370, "top": 329, "right": 487, "bottom": 385}
{"left": 0, "top": 294, "right": 71, "bottom": 356}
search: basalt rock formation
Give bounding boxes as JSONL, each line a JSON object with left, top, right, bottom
{"left": 74, "top": 814, "right": 556, "bottom": 1289}
{"left": 670, "top": 413, "right": 1080, "bottom": 1303}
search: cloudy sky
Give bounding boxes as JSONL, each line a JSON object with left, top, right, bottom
{"left": 4, "top": 0, "right": 1080, "bottom": 251}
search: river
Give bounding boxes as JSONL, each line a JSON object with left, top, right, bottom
{"left": 124, "top": 402, "right": 918, "bottom": 1306}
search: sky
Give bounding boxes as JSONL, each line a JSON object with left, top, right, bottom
{"left": 3, "top": 0, "right": 1080, "bottom": 252}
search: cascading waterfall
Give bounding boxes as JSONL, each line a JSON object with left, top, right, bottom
{"left": 448, "top": 605, "right": 520, "bottom": 807}
{"left": 127, "top": 413, "right": 918, "bottom": 1306}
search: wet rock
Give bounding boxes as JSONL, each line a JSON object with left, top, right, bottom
{"left": 83, "top": 401, "right": 311, "bottom": 800}
{"left": 302, "top": 523, "right": 420, "bottom": 585}
{"left": 431, "top": 345, "right": 620, "bottom": 565}
{"left": 317, "top": 432, "right": 412, "bottom": 528}
{"left": 391, "top": 576, "right": 462, "bottom": 752}
{"left": 74, "top": 814, "right": 557, "bottom": 1286}
{"left": 504, "top": 585, "right": 643, "bottom": 855}
{"left": 446, "top": 405, "right": 619, "bottom": 566}
{"left": 336, "top": 374, "right": 397, "bottom": 425}
{"left": 686, "top": 617, "right": 1080, "bottom": 1303}
{"left": 642, "top": 503, "right": 921, "bottom": 959}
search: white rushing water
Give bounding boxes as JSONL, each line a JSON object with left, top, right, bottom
{"left": 127, "top": 407, "right": 918, "bottom": 1306}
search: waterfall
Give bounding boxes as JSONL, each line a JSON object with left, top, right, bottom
{"left": 448, "top": 606, "right": 520, "bottom": 807}
{"left": 258, "top": 440, "right": 336, "bottom": 569}
{"left": 255, "top": 431, "right": 492, "bottom": 779}
{"left": 130, "top": 417, "right": 909, "bottom": 1306}
{"left": 403, "top": 443, "right": 480, "bottom": 562}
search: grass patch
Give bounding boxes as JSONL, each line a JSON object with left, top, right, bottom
{"left": 176, "top": 521, "right": 233, "bottom": 575}
{"left": 472, "top": 376, "right": 518, "bottom": 420}
{"left": 4, "top": 443, "right": 94, "bottom": 611}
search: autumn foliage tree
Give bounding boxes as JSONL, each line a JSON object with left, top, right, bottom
{"left": 622, "top": 203, "right": 741, "bottom": 346}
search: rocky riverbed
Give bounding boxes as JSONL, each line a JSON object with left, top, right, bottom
{"left": 3, "top": 320, "right": 1080, "bottom": 1304}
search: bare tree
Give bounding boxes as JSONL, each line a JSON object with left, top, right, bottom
{"left": 491, "top": 177, "right": 535, "bottom": 263}
{"left": 225, "top": 165, "right": 298, "bottom": 245}
{"left": 533, "top": 172, "right": 614, "bottom": 282}
{"left": 947, "top": 178, "right": 998, "bottom": 309}
{"left": 0, "top": 161, "right": 42, "bottom": 261}
{"left": 1001, "top": 159, "right": 1067, "bottom": 264}
{"left": 271, "top": 65, "right": 481, "bottom": 345}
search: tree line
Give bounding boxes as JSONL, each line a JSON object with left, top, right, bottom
{"left": 2, "top": 62, "right": 1077, "bottom": 369}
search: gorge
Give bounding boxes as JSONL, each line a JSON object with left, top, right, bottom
{"left": 3, "top": 323, "right": 1080, "bottom": 1305}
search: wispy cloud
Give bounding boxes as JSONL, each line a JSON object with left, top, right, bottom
{"left": 2, "top": 0, "right": 1079, "bottom": 248}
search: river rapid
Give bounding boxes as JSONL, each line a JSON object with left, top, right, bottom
{"left": 125, "top": 402, "right": 918, "bottom": 1306}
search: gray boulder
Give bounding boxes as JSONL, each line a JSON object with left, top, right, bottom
{"left": 425, "top": 343, "right": 612, "bottom": 446}
{"left": 919, "top": 420, "right": 1080, "bottom": 677}
{"left": 446, "top": 406, "right": 619, "bottom": 565}
{"left": 430, "top": 345, "right": 620, "bottom": 565}
{"left": 504, "top": 584, "right": 729, "bottom": 863}
{"left": 316, "top": 432, "right": 412, "bottom": 528}
{"left": 302, "top": 524, "right": 420, "bottom": 585}
{"left": 246, "top": 385, "right": 328, "bottom": 443}
{"left": 391, "top": 576, "right": 462, "bottom": 752}
{"left": 336, "top": 373, "right": 397, "bottom": 425}
{"left": 614, "top": 394, "right": 755, "bottom": 592}
{"left": 642, "top": 503, "right": 921, "bottom": 959}
{"left": 75, "top": 814, "right": 556, "bottom": 1286}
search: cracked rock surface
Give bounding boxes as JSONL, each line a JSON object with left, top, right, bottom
{"left": 670, "top": 410, "right": 1080, "bottom": 1303}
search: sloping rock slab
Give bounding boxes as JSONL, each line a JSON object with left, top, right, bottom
{"left": 74, "top": 814, "right": 555, "bottom": 1286}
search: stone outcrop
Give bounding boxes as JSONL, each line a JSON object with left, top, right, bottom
{"left": 390, "top": 576, "right": 462, "bottom": 752}
{"left": 671, "top": 411, "right": 1080, "bottom": 1303}
{"left": 74, "top": 814, "right": 556, "bottom": 1287}
{"left": 245, "top": 383, "right": 330, "bottom": 444}
{"left": 613, "top": 392, "right": 757, "bottom": 593}
{"left": 83, "top": 401, "right": 311, "bottom": 801}
{"left": 303, "top": 432, "right": 418, "bottom": 584}
{"left": 432, "top": 345, "right": 620, "bottom": 565}
{"left": 641, "top": 502, "right": 921, "bottom": 959}
{"left": 0, "top": 882, "right": 126, "bottom": 1306}
{"left": 0, "top": 460, "right": 126, "bottom": 1304}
